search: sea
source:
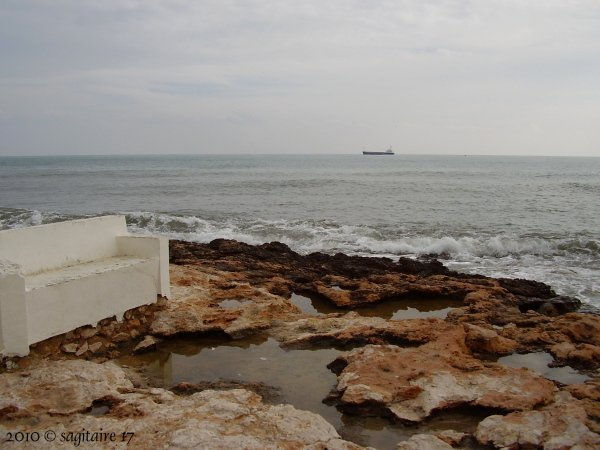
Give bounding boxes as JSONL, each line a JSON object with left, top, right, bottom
{"left": 1, "top": 154, "right": 598, "bottom": 307}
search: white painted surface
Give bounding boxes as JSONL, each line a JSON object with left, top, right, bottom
{"left": 0, "top": 216, "right": 128, "bottom": 275}
{"left": 0, "top": 216, "right": 170, "bottom": 356}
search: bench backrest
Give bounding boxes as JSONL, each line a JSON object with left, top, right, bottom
{"left": 0, "top": 215, "right": 128, "bottom": 275}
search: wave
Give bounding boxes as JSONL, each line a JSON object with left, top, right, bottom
{"left": 2, "top": 208, "right": 598, "bottom": 305}
{"left": 2, "top": 208, "right": 598, "bottom": 261}
{"left": 123, "top": 211, "right": 600, "bottom": 260}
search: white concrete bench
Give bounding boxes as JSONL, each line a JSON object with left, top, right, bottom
{"left": 0, "top": 215, "right": 170, "bottom": 356}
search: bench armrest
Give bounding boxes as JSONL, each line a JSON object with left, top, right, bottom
{"left": 116, "top": 235, "right": 171, "bottom": 299}
{"left": 0, "top": 259, "right": 29, "bottom": 356}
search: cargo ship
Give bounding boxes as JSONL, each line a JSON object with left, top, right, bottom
{"left": 362, "top": 146, "right": 394, "bottom": 155}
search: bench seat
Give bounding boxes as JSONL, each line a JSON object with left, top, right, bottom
{"left": 25, "top": 256, "right": 154, "bottom": 291}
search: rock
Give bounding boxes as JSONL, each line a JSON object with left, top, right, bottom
{"left": 164, "top": 240, "right": 600, "bottom": 372}
{"left": 133, "top": 335, "right": 160, "bottom": 354}
{"left": 88, "top": 342, "right": 103, "bottom": 353}
{"left": 0, "top": 361, "right": 361, "bottom": 449}
{"left": 396, "top": 434, "right": 453, "bottom": 449}
{"left": 75, "top": 341, "right": 88, "bottom": 356}
{"left": 550, "top": 341, "right": 600, "bottom": 368}
{"left": 435, "top": 429, "right": 467, "bottom": 446}
{"left": 150, "top": 265, "right": 298, "bottom": 338}
{"left": 0, "top": 360, "right": 133, "bottom": 416}
{"left": 79, "top": 327, "right": 97, "bottom": 339}
{"left": 463, "top": 323, "right": 517, "bottom": 355}
{"left": 112, "top": 332, "right": 130, "bottom": 342}
{"left": 274, "top": 313, "right": 454, "bottom": 348}
{"left": 517, "top": 295, "right": 581, "bottom": 315}
{"left": 566, "top": 380, "right": 600, "bottom": 433}
{"left": 61, "top": 343, "right": 78, "bottom": 353}
{"left": 475, "top": 392, "right": 600, "bottom": 448}
{"left": 328, "top": 329, "right": 556, "bottom": 422}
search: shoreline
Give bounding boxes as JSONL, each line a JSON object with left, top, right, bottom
{"left": 1, "top": 238, "right": 599, "bottom": 448}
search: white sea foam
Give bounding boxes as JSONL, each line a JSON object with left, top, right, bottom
{"left": 2, "top": 209, "right": 598, "bottom": 305}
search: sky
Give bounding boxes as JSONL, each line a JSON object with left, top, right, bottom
{"left": 1, "top": 0, "right": 599, "bottom": 156}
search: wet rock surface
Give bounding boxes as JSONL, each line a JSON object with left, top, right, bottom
{"left": 1, "top": 239, "right": 599, "bottom": 449}
{"left": 327, "top": 328, "right": 557, "bottom": 422}
{"left": 0, "top": 360, "right": 362, "bottom": 449}
{"left": 475, "top": 392, "right": 600, "bottom": 448}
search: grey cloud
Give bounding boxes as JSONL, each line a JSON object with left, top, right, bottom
{"left": 0, "top": 0, "right": 599, "bottom": 156}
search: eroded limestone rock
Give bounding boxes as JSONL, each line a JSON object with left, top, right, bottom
{"left": 475, "top": 392, "right": 600, "bottom": 449}
{"left": 396, "top": 434, "right": 453, "bottom": 449}
{"left": 0, "top": 360, "right": 132, "bottom": 416}
{"left": 150, "top": 265, "right": 298, "bottom": 338}
{"left": 328, "top": 329, "right": 556, "bottom": 422}
{"left": 0, "top": 360, "right": 363, "bottom": 449}
{"left": 274, "top": 312, "right": 454, "bottom": 348}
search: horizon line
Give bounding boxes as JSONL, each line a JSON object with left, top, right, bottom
{"left": 1, "top": 152, "right": 599, "bottom": 158}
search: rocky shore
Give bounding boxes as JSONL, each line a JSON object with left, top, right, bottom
{"left": 1, "top": 239, "right": 599, "bottom": 449}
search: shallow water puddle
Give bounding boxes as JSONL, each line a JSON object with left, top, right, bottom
{"left": 120, "top": 335, "right": 484, "bottom": 449}
{"left": 497, "top": 351, "right": 590, "bottom": 385}
{"left": 291, "top": 292, "right": 458, "bottom": 319}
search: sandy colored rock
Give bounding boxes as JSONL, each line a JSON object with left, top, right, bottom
{"left": 329, "top": 328, "right": 556, "bottom": 422}
{"left": 133, "top": 335, "right": 160, "bottom": 353}
{"left": 61, "top": 343, "right": 78, "bottom": 354}
{"left": 434, "top": 429, "right": 467, "bottom": 446}
{"left": 89, "top": 342, "right": 103, "bottom": 353}
{"left": 566, "top": 380, "right": 600, "bottom": 433}
{"left": 0, "top": 361, "right": 362, "bottom": 449}
{"left": 550, "top": 341, "right": 600, "bottom": 367}
{"left": 475, "top": 392, "right": 600, "bottom": 449}
{"left": 396, "top": 434, "right": 453, "bottom": 449}
{"left": 463, "top": 323, "right": 517, "bottom": 355}
{"left": 150, "top": 265, "right": 298, "bottom": 338}
{"left": 79, "top": 327, "right": 98, "bottom": 339}
{"left": 0, "top": 360, "right": 133, "bottom": 416}
{"left": 75, "top": 341, "right": 89, "bottom": 356}
{"left": 274, "top": 312, "right": 454, "bottom": 348}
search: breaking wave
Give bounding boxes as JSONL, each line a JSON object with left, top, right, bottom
{"left": 1, "top": 208, "right": 598, "bottom": 305}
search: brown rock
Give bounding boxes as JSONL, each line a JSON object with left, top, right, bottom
{"left": 79, "top": 327, "right": 97, "bottom": 339}
{"left": 133, "top": 335, "right": 160, "bottom": 354}
{"left": 328, "top": 329, "right": 556, "bottom": 422}
{"left": 435, "top": 429, "right": 467, "bottom": 446}
{"left": 88, "top": 342, "right": 103, "bottom": 353}
{"left": 112, "top": 332, "right": 130, "bottom": 342}
{"left": 0, "top": 360, "right": 132, "bottom": 415}
{"left": 0, "top": 361, "right": 361, "bottom": 449}
{"left": 75, "top": 341, "right": 88, "bottom": 356}
{"left": 475, "top": 392, "right": 600, "bottom": 448}
{"left": 61, "top": 343, "right": 78, "bottom": 354}
{"left": 550, "top": 341, "right": 600, "bottom": 368}
{"left": 463, "top": 323, "right": 518, "bottom": 355}
{"left": 396, "top": 434, "right": 453, "bottom": 449}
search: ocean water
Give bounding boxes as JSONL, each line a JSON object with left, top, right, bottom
{"left": 0, "top": 154, "right": 598, "bottom": 306}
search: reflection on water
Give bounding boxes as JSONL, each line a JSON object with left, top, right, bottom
{"left": 497, "top": 351, "right": 590, "bottom": 385}
{"left": 291, "top": 292, "right": 458, "bottom": 319}
{"left": 119, "top": 335, "right": 485, "bottom": 449}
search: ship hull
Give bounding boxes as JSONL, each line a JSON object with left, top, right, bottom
{"left": 362, "top": 151, "right": 394, "bottom": 155}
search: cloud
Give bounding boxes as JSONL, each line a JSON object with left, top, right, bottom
{"left": 0, "top": 0, "right": 599, "bottom": 155}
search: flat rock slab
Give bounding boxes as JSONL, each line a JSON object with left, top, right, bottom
{"left": 0, "top": 360, "right": 364, "bottom": 449}
{"left": 475, "top": 392, "right": 600, "bottom": 448}
{"left": 274, "top": 312, "right": 456, "bottom": 348}
{"left": 150, "top": 265, "right": 297, "bottom": 338}
{"left": 0, "top": 360, "right": 132, "bottom": 415}
{"left": 328, "top": 329, "right": 556, "bottom": 422}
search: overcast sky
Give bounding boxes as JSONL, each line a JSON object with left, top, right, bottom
{"left": 1, "top": 1, "right": 599, "bottom": 156}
